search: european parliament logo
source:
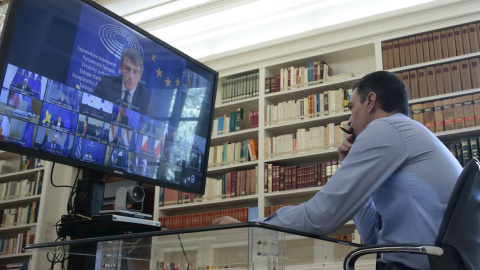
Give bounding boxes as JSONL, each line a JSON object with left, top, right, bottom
{"left": 98, "top": 24, "right": 144, "bottom": 60}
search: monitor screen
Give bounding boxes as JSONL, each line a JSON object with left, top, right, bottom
{"left": 0, "top": 0, "right": 218, "bottom": 194}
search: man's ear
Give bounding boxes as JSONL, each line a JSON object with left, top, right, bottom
{"left": 366, "top": 92, "right": 377, "bottom": 112}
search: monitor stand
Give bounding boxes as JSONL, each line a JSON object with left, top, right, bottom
{"left": 92, "top": 214, "right": 161, "bottom": 227}
{"left": 99, "top": 209, "right": 152, "bottom": 219}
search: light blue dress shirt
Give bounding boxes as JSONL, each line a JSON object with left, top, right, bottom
{"left": 255, "top": 113, "right": 462, "bottom": 269}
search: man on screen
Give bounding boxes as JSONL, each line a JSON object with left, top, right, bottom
{"left": 93, "top": 48, "right": 151, "bottom": 114}
{"left": 51, "top": 116, "right": 65, "bottom": 131}
{"left": 43, "top": 132, "right": 62, "bottom": 152}
{"left": 15, "top": 78, "right": 31, "bottom": 93}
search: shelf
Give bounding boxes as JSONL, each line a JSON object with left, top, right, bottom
{"left": 211, "top": 128, "right": 259, "bottom": 145}
{"left": 264, "top": 186, "right": 323, "bottom": 200}
{"left": 388, "top": 51, "right": 480, "bottom": 74}
{"left": 159, "top": 195, "right": 258, "bottom": 216}
{"left": 266, "top": 149, "right": 339, "bottom": 165}
{"left": 207, "top": 160, "right": 258, "bottom": 176}
{"left": 265, "top": 112, "right": 351, "bottom": 136}
{"left": 409, "top": 88, "right": 480, "bottom": 105}
{"left": 0, "top": 151, "right": 20, "bottom": 160}
{"left": 0, "top": 223, "right": 36, "bottom": 233}
{"left": 214, "top": 96, "right": 259, "bottom": 116}
{"left": 0, "top": 195, "right": 41, "bottom": 208}
{"left": 435, "top": 126, "right": 480, "bottom": 141}
{"left": 0, "top": 167, "right": 44, "bottom": 183}
{"left": 0, "top": 252, "right": 31, "bottom": 260}
{"left": 264, "top": 75, "right": 363, "bottom": 105}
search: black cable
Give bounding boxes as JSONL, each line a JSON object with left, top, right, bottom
{"left": 177, "top": 234, "right": 190, "bottom": 270}
{"left": 50, "top": 163, "right": 75, "bottom": 189}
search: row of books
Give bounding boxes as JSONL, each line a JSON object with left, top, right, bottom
{"left": 0, "top": 171, "right": 43, "bottom": 201}
{"left": 208, "top": 139, "right": 258, "bottom": 168}
{"left": 396, "top": 57, "right": 480, "bottom": 100}
{"left": 382, "top": 21, "right": 480, "bottom": 69}
{"left": 445, "top": 136, "right": 480, "bottom": 167}
{"left": 264, "top": 160, "right": 339, "bottom": 193}
{"left": 269, "top": 61, "right": 342, "bottom": 92}
{"left": 264, "top": 121, "right": 348, "bottom": 159}
{"left": 265, "top": 88, "right": 351, "bottom": 126}
{"left": 410, "top": 93, "right": 480, "bottom": 133}
{"left": 204, "top": 167, "right": 258, "bottom": 201}
{"left": 211, "top": 108, "right": 259, "bottom": 137}
{"left": 0, "top": 227, "right": 35, "bottom": 256}
{"left": 20, "top": 155, "right": 44, "bottom": 171}
{"left": 159, "top": 167, "right": 258, "bottom": 206}
{"left": 0, "top": 202, "right": 38, "bottom": 228}
{"left": 158, "top": 207, "right": 258, "bottom": 230}
{"left": 220, "top": 73, "right": 259, "bottom": 104}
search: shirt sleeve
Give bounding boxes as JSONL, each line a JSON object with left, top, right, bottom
{"left": 254, "top": 119, "right": 408, "bottom": 236}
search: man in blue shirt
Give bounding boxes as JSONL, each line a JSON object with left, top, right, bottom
{"left": 213, "top": 71, "right": 462, "bottom": 269}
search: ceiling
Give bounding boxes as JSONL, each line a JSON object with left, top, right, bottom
{"left": 2, "top": 0, "right": 471, "bottom": 61}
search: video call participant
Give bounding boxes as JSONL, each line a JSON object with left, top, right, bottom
{"left": 93, "top": 48, "right": 151, "bottom": 114}
{"left": 44, "top": 132, "right": 62, "bottom": 152}
{"left": 15, "top": 78, "right": 31, "bottom": 92}
{"left": 51, "top": 116, "right": 65, "bottom": 131}
{"left": 54, "top": 91, "right": 69, "bottom": 106}
{"left": 136, "top": 158, "right": 151, "bottom": 176}
{"left": 213, "top": 71, "right": 462, "bottom": 270}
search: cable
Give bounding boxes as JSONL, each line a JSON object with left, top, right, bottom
{"left": 50, "top": 163, "right": 75, "bottom": 189}
{"left": 177, "top": 234, "right": 190, "bottom": 270}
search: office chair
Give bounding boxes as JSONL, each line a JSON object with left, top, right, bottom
{"left": 344, "top": 158, "right": 480, "bottom": 270}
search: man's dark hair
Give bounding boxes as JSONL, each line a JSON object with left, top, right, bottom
{"left": 352, "top": 71, "right": 409, "bottom": 116}
{"left": 120, "top": 48, "right": 144, "bottom": 73}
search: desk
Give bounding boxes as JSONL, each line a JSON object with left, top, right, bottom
{"left": 26, "top": 222, "right": 376, "bottom": 269}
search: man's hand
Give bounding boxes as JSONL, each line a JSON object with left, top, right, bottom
{"left": 338, "top": 133, "right": 355, "bottom": 162}
{"left": 212, "top": 216, "right": 241, "bottom": 225}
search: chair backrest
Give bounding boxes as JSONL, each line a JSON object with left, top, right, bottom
{"left": 429, "top": 158, "right": 480, "bottom": 270}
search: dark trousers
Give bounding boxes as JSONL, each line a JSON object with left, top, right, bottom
{"left": 378, "top": 261, "right": 418, "bottom": 270}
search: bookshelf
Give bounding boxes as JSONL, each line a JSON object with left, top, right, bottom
{"left": 0, "top": 152, "right": 77, "bottom": 269}
{"left": 150, "top": 2, "right": 480, "bottom": 268}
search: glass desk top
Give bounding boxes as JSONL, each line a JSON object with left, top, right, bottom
{"left": 26, "top": 222, "right": 376, "bottom": 269}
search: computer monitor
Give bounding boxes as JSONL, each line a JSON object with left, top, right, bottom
{"left": 0, "top": 0, "right": 218, "bottom": 195}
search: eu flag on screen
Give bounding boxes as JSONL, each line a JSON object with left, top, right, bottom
{"left": 11, "top": 68, "right": 26, "bottom": 87}
{"left": 20, "top": 122, "right": 34, "bottom": 148}
{"left": 143, "top": 44, "right": 186, "bottom": 119}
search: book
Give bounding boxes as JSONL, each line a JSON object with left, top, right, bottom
{"left": 393, "top": 40, "right": 400, "bottom": 68}
{"left": 446, "top": 28, "right": 456, "bottom": 57}
{"left": 409, "top": 69, "right": 419, "bottom": 99}
{"left": 401, "top": 71, "right": 411, "bottom": 98}
{"left": 463, "top": 95, "right": 475, "bottom": 128}
{"left": 432, "top": 31, "right": 442, "bottom": 60}
{"left": 399, "top": 38, "right": 406, "bottom": 66}
{"left": 461, "top": 137, "right": 472, "bottom": 166}
{"left": 440, "top": 30, "right": 449, "bottom": 58}
{"left": 450, "top": 61, "right": 462, "bottom": 92}
{"left": 473, "top": 93, "right": 480, "bottom": 126}
{"left": 434, "top": 65, "right": 445, "bottom": 95}
{"left": 442, "top": 98, "right": 455, "bottom": 131}
{"left": 442, "top": 63, "right": 453, "bottom": 93}
{"left": 461, "top": 25, "right": 471, "bottom": 55}
{"left": 415, "top": 35, "right": 424, "bottom": 63}
{"left": 453, "top": 97, "right": 465, "bottom": 129}
{"left": 422, "top": 34, "right": 430, "bottom": 62}
{"left": 411, "top": 104, "right": 424, "bottom": 125}
{"left": 470, "top": 137, "right": 479, "bottom": 160}
{"left": 468, "top": 23, "right": 480, "bottom": 53}
{"left": 433, "top": 100, "right": 444, "bottom": 132}
{"left": 381, "top": 42, "right": 389, "bottom": 70}
{"left": 417, "top": 68, "right": 428, "bottom": 98}
{"left": 404, "top": 37, "right": 411, "bottom": 66}
{"left": 423, "top": 102, "right": 435, "bottom": 132}
{"left": 470, "top": 57, "right": 480, "bottom": 89}
{"left": 409, "top": 36, "right": 418, "bottom": 65}
{"left": 426, "top": 66, "right": 437, "bottom": 97}
{"left": 454, "top": 27, "right": 464, "bottom": 55}
{"left": 459, "top": 59, "right": 472, "bottom": 90}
